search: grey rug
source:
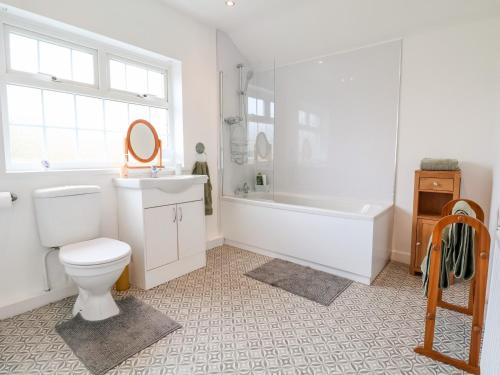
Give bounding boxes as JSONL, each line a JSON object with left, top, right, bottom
{"left": 55, "top": 296, "right": 181, "bottom": 375}
{"left": 245, "top": 258, "right": 352, "bottom": 306}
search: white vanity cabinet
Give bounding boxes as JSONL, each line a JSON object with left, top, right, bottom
{"left": 114, "top": 176, "right": 208, "bottom": 289}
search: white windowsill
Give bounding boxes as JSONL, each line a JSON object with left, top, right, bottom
{"left": 3, "top": 165, "right": 180, "bottom": 178}
{"left": 3, "top": 167, "right": 121, "bottom": 177}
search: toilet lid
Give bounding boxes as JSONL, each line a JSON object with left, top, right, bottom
{"left": 60, "top": 237, "right": 131, "bottom": 266}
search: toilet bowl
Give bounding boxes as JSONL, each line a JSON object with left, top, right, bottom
{"left": 33, "top": 185, "right": 131, "bottom": 321}
{"left": 60, "top": 238, "right": 131, "bottom": 321}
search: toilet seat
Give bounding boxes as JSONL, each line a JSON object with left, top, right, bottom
{"left": 60, "top": 237, "right": 131, "bottom": 266}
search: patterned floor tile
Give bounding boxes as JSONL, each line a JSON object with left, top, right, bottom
{"left": 0, "top": 245, "right": 471, "bottom": 374}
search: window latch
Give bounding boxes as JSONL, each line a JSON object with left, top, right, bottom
{"left": 41, "top": 160, "right": 50, "bottom": 169}
{"left": 51, "top": 76, "right": 62, "bottom": 82}
{"left": 137, "top": 93, "right": 148, "bottom": 98}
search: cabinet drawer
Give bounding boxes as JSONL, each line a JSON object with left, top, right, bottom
{"left": 419, "top": 177, "right": 454, "bottom": 192}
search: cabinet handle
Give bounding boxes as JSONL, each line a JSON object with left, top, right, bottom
{"left": 173, "top": 207, "right": 177, "bottom": 223}
{"left": 416, "top": 242, "right": 421, "bottom": 246}
{"left": 179, "top": 207, "right": 183, "bottom": 222}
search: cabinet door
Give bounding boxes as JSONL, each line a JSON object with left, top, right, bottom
{"left": 415, "top": 218, "right": 436, "bottom": 269}
{"left": 177, "top": 200, "right": 205, "bottom": 259}
{"left": 144, "top": 205, "right": 178, "bottom": 270}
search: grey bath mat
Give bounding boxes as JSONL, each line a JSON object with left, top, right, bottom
{"left": 246, "top": 258, "right": 352, "bottom": 306}
{"left": 55, "top": 296, "right": 181, "bottom": 375}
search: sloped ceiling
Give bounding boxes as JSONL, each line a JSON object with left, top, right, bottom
{"left": 162, "top": 0, "right": 500, "bottom": 66}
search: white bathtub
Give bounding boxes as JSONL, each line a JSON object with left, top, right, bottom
{"left": 222, "top": 192, "right": 394, "bottom": 284}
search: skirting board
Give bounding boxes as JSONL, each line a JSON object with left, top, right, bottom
{"left": 206, "top": 237, "right": 224, "bottom": 250}
{"left": 391, "top": 250, "right": 411, "bottom": 265}
{"left": 0, "top": 284, "right": 78, "bottom": 320}
{"left": 2, "top": 239, "right": 224, "bottom": 320}
{"left": 225, "top": 239, "right": 372, "bottom": 285}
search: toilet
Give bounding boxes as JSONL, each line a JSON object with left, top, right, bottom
{"left": 33, "top": 185, "right": 131, "bottom": 321}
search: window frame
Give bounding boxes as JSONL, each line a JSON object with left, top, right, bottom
{"left": 4, "top": 24, "right": 99, "bottom": 88}
{"left": 0, "top": 12, "right": 175, "bottom": 172}
{"left": 106, "top": 54, "right": 169, "bottom": 102}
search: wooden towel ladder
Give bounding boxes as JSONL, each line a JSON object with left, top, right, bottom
{"left": 414, "top": 204, "right": 491, "bottom": 375}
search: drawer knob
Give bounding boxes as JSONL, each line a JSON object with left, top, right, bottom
{"left": 432, "top": 181, "right": 439, "bottom": 187}
{"left": 416, "top": 242, "right": 421, "bottom": 246}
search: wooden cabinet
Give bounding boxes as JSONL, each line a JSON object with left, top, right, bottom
{"left": 414, "top": 218, "right": 435, "bottom": 270}
{"left": 409, "top": 170, "right": 461, "bottom": 274}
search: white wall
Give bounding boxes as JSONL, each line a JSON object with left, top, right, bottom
{"left": 274, "top": 41, "right": 401, "bottom": 203}
{"left": 391, "top": 18, "right": 500, "bottom": 263}
{"left": 0, "top": 0, "right": 220, "bottom": 314}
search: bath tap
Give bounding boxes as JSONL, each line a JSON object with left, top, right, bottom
{"left": 235, "top": 182, "right": 250, "bottom": 195}
{"left": 150, "top": 166, "right": 159, "bottom": 178}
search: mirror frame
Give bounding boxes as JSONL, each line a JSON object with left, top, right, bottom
{"left": 121, "top": 119, "right": 163, "bottom": 177}
{"left": 126, "top": 119, "right": 160, "bottom": 163}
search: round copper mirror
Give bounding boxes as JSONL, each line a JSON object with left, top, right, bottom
{"left": 126, "top": 119, "right": 160, "bottom": 163}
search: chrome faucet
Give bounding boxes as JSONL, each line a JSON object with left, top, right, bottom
{"left": 151, "top": 166, "right": 159, "bottom": 178}
{"left": 235, "top": 182, "right": 250, "bottom": 195}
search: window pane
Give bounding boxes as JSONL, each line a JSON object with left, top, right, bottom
{"left": 39, "top": 41, "right": 71, "bottom": 80}
{"left": 257, "top": 99, "right": 265, "bottom": 116}
{"left": 9, "top": 34, "right": 38, "bottom": 73}
{"left": 44, "top": 91, "right": 75, "bottom": 127}
{"left": 298, "top": 110, "right": 307, "bottom": 125}
{"left": 109, "top": 60, "right": 126, "bottom": 91}
{"left": 76, "top": 96, "right": 103, "bottom": 129}
{"left": 104, "top": 100, "right": 129, "bottom": 132}
{"left": 150, "top": 107, "right": 168, "bottom": 134}
{"left": 129, "top": 104, "right": 149, "bottom": 122}
{"left": 72, "top": 50, "right": 94, "bottom": 84}
{"left": 147, "top": 70, "right": 164, "bottom": 98}
{"left": 9, "top": 126, "right": 44, "bottom": 162}
{"left": 248, "top": 97, "right": 257, "bottom": 115}
{"left": 7, "top": 85, "right": 43, "bottom": 125}
{"left": 78, "top": 130, "right": 106, "bottom": 160}
{"left": 46, "top": 128, "right": 77, "bottom": 161}
{"left": 126, "top": 64, "right": 148, "bottom": 94}
{"left": 106, "top": 132, "right": 124, "bottom": 162}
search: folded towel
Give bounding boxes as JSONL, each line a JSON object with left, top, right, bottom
{"left": 421, "top": 200, "right": 476, "bottom": 296}
{"left": 192, "top": 162, "right": 213, "bottom": 215}
{"left": 420, "top": 158, "right": 460, "bottom": 171}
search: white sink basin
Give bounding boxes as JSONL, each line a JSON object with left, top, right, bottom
{"left": 114, "top": 175, "right": 208, "bottom": 193}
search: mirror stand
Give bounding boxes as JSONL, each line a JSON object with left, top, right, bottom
{"left": 120, "top": 119, "right": 164, "bottom": 178}
{"left": 121, "top": 139, "right": 163, "bottom": 177}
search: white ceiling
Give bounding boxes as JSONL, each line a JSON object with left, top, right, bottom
{"left": 162, "top": 0, "right": 500, "bottom": 66}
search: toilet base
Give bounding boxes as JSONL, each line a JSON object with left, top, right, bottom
{"left": 73, "top": 288, "right": 120, "bottom": 321}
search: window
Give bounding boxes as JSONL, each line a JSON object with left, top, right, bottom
{"left": 7, "top": 26, "right": 97, "bottom": 85}
{"left": 6, "top": 84, "right": 168, "bottom": 165}
{"left": 246, "top": 95, "right": 274, "bottom": 164}
{"left": 109, "top": 58, "right": 166, "bottom": 99}
{"left": 0, "top": 17, "right": 175, "bottom": 171}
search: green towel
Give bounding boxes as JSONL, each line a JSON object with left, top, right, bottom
{"left": 420, "top": 158, "right": 460, "bottom": 171}
{"left": 421, "top": 200, "right": 476, "bottom": 296}
{"left": 192, "top": 161, "right": 213, "bottom": 215}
